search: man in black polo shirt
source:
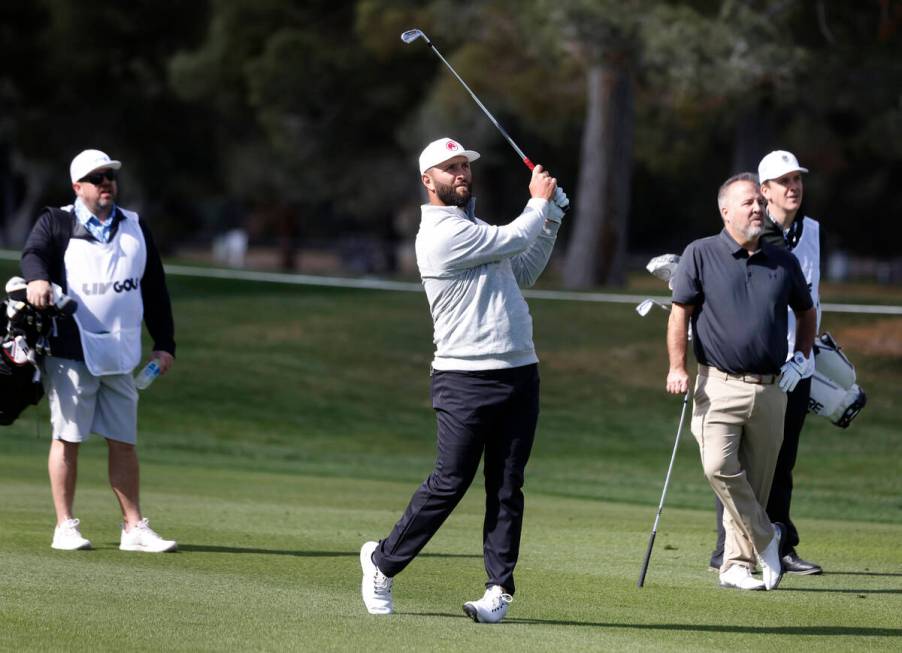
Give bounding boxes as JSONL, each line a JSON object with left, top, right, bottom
{"left": 666, "top": 172, "right": 816, "bottom": 591}
{"left": 708, "top": 151, "right": 825, "bottom": 576}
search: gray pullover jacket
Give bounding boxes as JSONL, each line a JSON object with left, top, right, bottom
{"left": 415, "top": 197, "right": 561, "bottom": 371}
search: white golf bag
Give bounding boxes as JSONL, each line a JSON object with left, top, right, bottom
{"left": 808, "top": 332, "right": 866, "bottom": 428}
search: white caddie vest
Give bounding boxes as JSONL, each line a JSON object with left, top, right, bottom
{"left": 63, "top": 207, "right": 147, "bottom": 375}
{"left": 786, "top": 216, "right": 821, "bottom": 355}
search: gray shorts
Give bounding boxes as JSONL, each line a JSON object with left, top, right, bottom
{"left": 43, "top": 357, "right": 138, "bottom": 444}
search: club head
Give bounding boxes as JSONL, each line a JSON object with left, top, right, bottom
{"left": 636, "top": 299, "right": 671, "bottom": 317}
{"left": 53, "top": 294, "right": 77, "bottom": 317}
{"left": 646, "top": 254, "right": 681, "bottom": 288}
{"left": 400, "top": 28, "right": 426, "bottom": 44}
{"left": 5, "top": 276, "right": 27, "bottom": 295}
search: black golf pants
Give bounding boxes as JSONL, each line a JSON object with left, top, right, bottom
{"left": 374, "top": 364, "right": 539, "bottom": 595}
{"left": 765, "top": 376, "right": 811, "bottom": 551}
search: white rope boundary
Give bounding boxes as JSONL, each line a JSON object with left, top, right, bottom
{"left": 2, "top": 249, "right": 901, "bottom": 315}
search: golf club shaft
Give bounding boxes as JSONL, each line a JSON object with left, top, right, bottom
{"left": 413, "top": 32, "right": 534, "bottom": 170}
{"left": 637, "top": 389, "right": 690, "bottom": 588}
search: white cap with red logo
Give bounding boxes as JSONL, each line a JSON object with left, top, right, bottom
{"left": 418, "top": 138, "right": 480, "bottom": 174}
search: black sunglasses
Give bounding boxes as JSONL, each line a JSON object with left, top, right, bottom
{"left": 79, "top": 169, "right": 117, "bottom": 184}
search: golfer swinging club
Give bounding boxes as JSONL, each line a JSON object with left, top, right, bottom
{"left": 361, "top": 137, "right": 568, "bottom": 622}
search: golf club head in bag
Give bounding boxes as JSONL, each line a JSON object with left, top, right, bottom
{"left": 635, "top": 298, "right": 671, "bottom": 317}
{"left": 646, "top": 254, "right": 681, "bottom": 289}
{"left": 636, "top": 253, "right": 679, "bottom": 321}
{"left": 0, "top": 276, "right": 77, "bottom": 425}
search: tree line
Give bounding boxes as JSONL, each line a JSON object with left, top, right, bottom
{"left": 2, "top": 0, "right": 899, "bottom": 286}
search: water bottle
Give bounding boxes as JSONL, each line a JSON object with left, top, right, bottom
{"left": 134, "top": 360, "right": 161, "bottom": 390}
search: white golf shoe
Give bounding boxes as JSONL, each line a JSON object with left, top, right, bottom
{"left": 719, "top": 565, "right": 765, "bottom": 590}
{"left": 758, "top": 523, "right": 784, "bottom": 590}
{"left": 463, "top": 585, "right": 512, "bottom": 623}
{"left": 119, "top": 518, "right": 177, "bottom": 552}
{"left": 51, "top": 518, "right": 92, "bottom": 550}
{"left": 360, "top": 541, "right": 393, "bottom": 614}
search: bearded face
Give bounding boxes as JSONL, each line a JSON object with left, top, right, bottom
{"left": 423, "top": 156, "right": 473, "bottom": 207}
{"left": 433, "top": 178, "right": 471, "bottom": 207}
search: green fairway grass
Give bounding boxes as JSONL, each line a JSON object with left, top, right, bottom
{"left": 1, "top": 261, "right": 900, "bottom": 651}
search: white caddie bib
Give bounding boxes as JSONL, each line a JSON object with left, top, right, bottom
{"left": 64, "top": 208, "right": 147, "bottom": 375}
{"left": 786, "top": 216, "right": 821, "bottom": 355}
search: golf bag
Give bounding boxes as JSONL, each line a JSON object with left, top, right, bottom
{"left": 808, "top": 332, "right": 866, "bottom": 428}
{"left": 0, "top": 276, "right": 77, "bottom": 425}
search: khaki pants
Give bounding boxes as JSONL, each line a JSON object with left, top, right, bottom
{"left": 691, "top": 367, "right": 786, "bottom": 572}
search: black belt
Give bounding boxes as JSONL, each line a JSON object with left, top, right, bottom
{"left": 698, "top": 365, "right": 778, "bottom": 385}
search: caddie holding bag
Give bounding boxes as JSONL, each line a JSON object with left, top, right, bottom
{"left": 20, "top": 148, "right": 178, "bottom": 553}
{"left": 647, "top": 250, "right": 867, "bottom": 429}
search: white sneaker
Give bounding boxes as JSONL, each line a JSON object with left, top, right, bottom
{"left": 719, "top": 565, "right": 765, "bottom": 590}
{"left": 463, "top": 585, "right": 512, "bottom": 623}
{"left": 758, "top": 523, "right": 784, "bottom": 590}
{"left": 119, "top": 518, "right": 177, "bottom": 552}
{"left": 51, "top": 518, "right": 92, "bottom": 550}
{"left": 360, "top": 541, "right": 393, "bottom": 614}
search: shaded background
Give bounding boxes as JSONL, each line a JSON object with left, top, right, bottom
{"left": 2, "top": 0, "right": 900, "bottom": 285}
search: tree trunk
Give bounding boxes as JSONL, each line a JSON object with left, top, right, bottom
{"left": 0, "top": 142, "right": 13, "bottom": 247}
{"left": 732, "top": 100, "right": 775, "bottom": 174}
{"left": 563, "top": 57, "right": 633, "bottom": 288}
{"left": 597, "top": 58, "right": 634, "bottom": 287}
{"left": 3, "top": 151, "right": 52, "bottom": 248}
{"left": 562, "top": 63, "right": 608, "bottom": 289}
{"left": 277, "top": 204, "right": 298, "bottom": 271}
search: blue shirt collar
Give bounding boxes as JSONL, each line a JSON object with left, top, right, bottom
{"left": 73, "top": 198, "right": 116, "bottom": 243}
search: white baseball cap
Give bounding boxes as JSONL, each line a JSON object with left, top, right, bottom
{"left": 758, "top": 150, "right": 808, "bottom": 184}
{"left": 418, "top": 137, "right": 480, "bottom": 174}
{"left": 70, "top": 149, "right": 122, "bottom": 183}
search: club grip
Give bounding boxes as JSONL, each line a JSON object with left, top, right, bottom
{"left": 523, "top": 157, "right": 535, "bottom": 170}
{"left": 637, "top": 531, "right": 656, "bottom": 588}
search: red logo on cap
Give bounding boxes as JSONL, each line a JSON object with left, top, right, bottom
{"left": 446, "top": 141, "right": 460, "bottom": 151}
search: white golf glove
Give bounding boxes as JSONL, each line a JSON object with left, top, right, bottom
{"left": 546, "top": 198, "right": 565, "bottom": 223}
{"left": 778, "top": 351, "right": 815, "bottom": 393}
{"left": 553, "top": 187, "right": 570, "bottom": 211}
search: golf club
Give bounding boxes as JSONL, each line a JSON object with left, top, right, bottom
{"left": 400, "top": 28, "right": 536, "bottom": 170}
{"left": 645, "top": 254, "right": 681, "bottom": 287}
{"left": 635, "top": 298, "right": 671, "bottom": 317}
{"left": 637, "top": 389, "right": 690, "bottom": 588}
